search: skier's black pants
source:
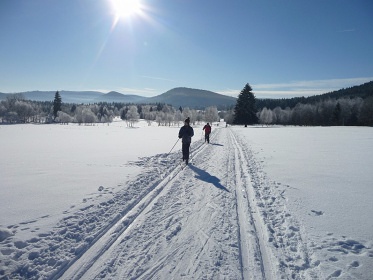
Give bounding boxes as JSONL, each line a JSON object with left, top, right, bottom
{"left": 205, "top": 133, "right": 210, "bottom": 143}
{"left": 182, "top": 142, "right": 190, "bottom": 160}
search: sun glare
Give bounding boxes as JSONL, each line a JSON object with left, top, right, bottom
{"left": 111, "top": 0, "right": 141, "bottom": 19}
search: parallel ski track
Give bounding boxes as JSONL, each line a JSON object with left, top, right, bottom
{"left": 228, "top": 128, "right": 276, "bottom": 280}
{"left": 56, "top": 131, "right": 218, "bottom": 280}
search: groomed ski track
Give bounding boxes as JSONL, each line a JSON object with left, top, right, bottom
{"left": 58, "top": 127, "right": 311, "bottom": 280}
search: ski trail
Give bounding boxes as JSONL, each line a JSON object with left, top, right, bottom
{"left": 228, "top": 129, "right": 276, "bottom": 280}
{"left": 57, "top": 127, "right": 310, "bottom": 279}
{"left": 58, "top": 132, "right": 217, "bottom": 279}
{"left": 230, "top": 128, "right": 313, "bottom": 280}
{"left": 64, "top": 128, "right": 242, "bottom": 279}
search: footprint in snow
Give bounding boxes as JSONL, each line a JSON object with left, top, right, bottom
{"left": 350, "top": 261, "right": 359, "bottom": 268}
{"left": 329, "top": 256, "right": 338, "bottom": 262}
{"left": 0, "top": 228, "right": 14, "bottom": 242}
{"left": 310, "top": 210, "right": 324, "bottom": 216}
{"left": 327, "top": 269, "right": 342, "bottom": 279}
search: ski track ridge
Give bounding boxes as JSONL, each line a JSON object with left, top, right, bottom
{"left": 228, "top": 129, "right": 275, "bottom": 280}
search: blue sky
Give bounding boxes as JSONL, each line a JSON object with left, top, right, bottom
{"left": 1, "top": 0, "right": 372, "bottom": 98}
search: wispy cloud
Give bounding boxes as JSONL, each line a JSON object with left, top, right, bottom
{"left": 216, "top": 89, "right": 241, "bottom": 97}
{"left": 116, "top": 87, "right": 158, "bottom": 96}
{"left": 86, "top": 87, "right": 159, "bottom": 97}
{"left": 217, "top": 77, "right": 373, "bottom": 98}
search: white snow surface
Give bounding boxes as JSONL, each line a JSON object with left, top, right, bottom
{"left": 0, "top": 122, "right": 372, "bottom": 279}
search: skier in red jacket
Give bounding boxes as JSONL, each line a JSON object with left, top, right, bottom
{"left": 202, "top": 123, "right": 211, "bottom": 144}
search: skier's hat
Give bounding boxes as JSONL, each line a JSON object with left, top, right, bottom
{"left": 185, "top": 117, "right": 190, "bottom": 124}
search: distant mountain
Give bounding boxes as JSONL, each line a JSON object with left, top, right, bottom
{"left": 2, "top": 82, "right": 372, "bottom": 110}
{"left": 58, "top": 91, "right": 104, "bottom": 103}
{"left": 0, "top": 87, "right": 237, "bottom": 109}
{"left": 94, "top": 91, "right": 145, "bottom": 103}
{"left": 1, "top": 91, "right": 105, "bottom": 103}
{"left": 317, "top": 81, "right": 373, "bottom": 100}
{"left": 0, "top": 90, "right": 142, "bottom": 104}
{"left": 146, "top": 87, "right": 237, "bottom": 109}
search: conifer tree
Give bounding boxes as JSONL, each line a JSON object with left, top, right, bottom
{"left": 331, "top": 102, "right": 342, "bottom": 125}
{"left": 233, "top": 83, "right": 258, "bottom": 126}
{"left": 53, "top": 91, "right": 62, "bottom": 119}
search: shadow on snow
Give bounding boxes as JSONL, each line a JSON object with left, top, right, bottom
{"left": 189, "top": 165, "right": 229, "bottom": 192}
{"left": 210, "top": 143, "right": 224, "bottom": 146}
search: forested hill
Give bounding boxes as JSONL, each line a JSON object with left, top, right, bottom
{"left": 256, "top": 81, "right": 373, "bottom": 110}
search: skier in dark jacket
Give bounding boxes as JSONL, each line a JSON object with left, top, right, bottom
{"left": 178, "top": 117, "right": 194, "bottom": 164}
{"left": 202, "top": 122, "right": 211, "bottom": 143}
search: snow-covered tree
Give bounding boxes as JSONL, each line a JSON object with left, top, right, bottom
{"left": 272, "top": 106, "right": 291, "bottom": 125}
{"left": 162, "top": 104, "right": 174, "bottom": 114}
{"left": 174, "top": 110, "right": 183, "bottom": 126}
{"left": 182, "top": 107, "right": 191, "bottom": 121}
{"left": 97, "top": 105, "right": 114, "bottom": 123}
{"left": 166, "top": 113, "right": 174, "bottom": 126}
{"left": 126, "top": 105, "right": 139, "bottom": 127}
{"left": 142, "top": 105, "right": 153, "bottom": 125}
{"left": 75, "top": 107, "right": 97, "bottom": 124}
{"left": 82, "top": 108, "right": 97, "bottom": 124}
{"left": 156, "top": 111, "right": 167, "bottom": 126}
{"left": 196, "top": 110, "right": 204, "bottom": 124}
{"left": 259, "top": 107, "right": 273, "bottom": 125}
{"left": 204, "top": 106, "right": 219, "bottom": 123}
{"left": 182, "top": 108, "right": 197, "bottom": 124}
{"left": 56, "top": 111, "right": 73, "bottom": 124}
{"left": 14, "top": 100, "right": 35, "bottom": 123}
{"left": 223, "top": 109, "right": 235, "bottom": 124}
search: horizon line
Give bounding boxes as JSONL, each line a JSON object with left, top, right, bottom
{"left": 1, "top": 77, "right": 372, "bottom": 99}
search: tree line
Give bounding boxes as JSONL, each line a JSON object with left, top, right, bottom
{"left": 1, "top": 82, "right": 372, "bottom": 126}
{"left": 232, "top": 82, "right": 373, "bottom": 126}
{"left": 0, "top": 91, "right": 221, "bottom": 126}
{"left": 256, "top": 81, "right": 373, "bottom": 110}
{"left": 257, "top": 97, "right": 373, "bottom": 126}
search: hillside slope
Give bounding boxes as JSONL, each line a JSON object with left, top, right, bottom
{"left": 94, "top": 91, "right": 144, "bottom": 103}
{"left": 146, "top": 87, "right": 237, "bottom": 109}
{"left": 0, "top": 88, "right": 236, "bottom": 109}
{"left": 257, "top": 81, "right": 373, "bottom": 109}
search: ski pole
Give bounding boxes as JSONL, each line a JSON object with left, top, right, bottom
{"left": 168, "top": 138, "right": 180, "bottom": 154}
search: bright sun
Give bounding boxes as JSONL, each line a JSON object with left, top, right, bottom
{"left": 111, "top": 0, "right": 141, "bottom": 19}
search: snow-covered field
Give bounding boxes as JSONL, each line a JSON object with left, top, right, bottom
{"left": 1, "top": 122, "right": 372, "bottom": 279}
